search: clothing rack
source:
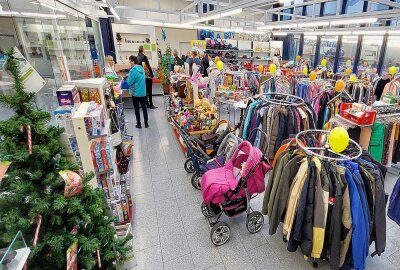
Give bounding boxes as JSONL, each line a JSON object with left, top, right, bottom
{"left": 260, "top": 93, "right": 305, "bottom": 107}
{"left": 295, "top": 129, "right": 363, "bottom": 162}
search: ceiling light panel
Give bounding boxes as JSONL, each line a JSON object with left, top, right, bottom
{"left": 274, "top": 23, "right": 298, "bottom": 29}
{"left": 298, "top": 21, "right": 329, "bottom": 27}
{"left": 130, "top": 20, "right": 163, "bottom": 26}
{"left": 324, "top": 31, "right": 352, "bottom": 35}
{"left": 273, "top": 32, "right": 287, "bottom": 36}
{"left": 330, "top": 17, "right": 377, "bottom": 25}
{"left": 352, "top": 30, "right": 385, "bottom": 35}
{"left": 163, "top": 23, "right": 194, "bottom": 29}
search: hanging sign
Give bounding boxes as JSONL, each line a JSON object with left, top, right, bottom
{"left": 190, "top": 40, "right": 206, "bottom": 50}
{"left": 10, "top": 47, "right": 46, "bottom": 93}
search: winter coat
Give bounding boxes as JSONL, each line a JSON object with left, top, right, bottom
{"left": 299, "top": 157, "right": 317, "bottom": 257}
{"left": 274, "top": 108, "right": 288, "bottom": 155}
{"left": 311, "top": 158, "right": 328, "bottom": 259}
{"left": 268, "top": 154, "right": 301, "bottom": 235}
{"left": 269, "top": 107, "right": 286, "bottom": 159}
{"left": 334, "top": 166, "right": 353, "bottom": 267}
{"left": 388, "top": 176, "right": 400, "bottom": 226}
{"left": 327, "top": 164, "right": 343, "bottom": 270}
{"left": 344, "top": 166, "right": 368, "bottom": 270}
{"left": 127, "top": 65, "right": 146, "bottom": 97}
{"left": 283, "top": 158, "right": 308, "bottom": 240}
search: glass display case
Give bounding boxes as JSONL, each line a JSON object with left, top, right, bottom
{"left": 319, "top": 36, "right": 338, "bottom": 70}
{"left": 0, "top": 0, "right": 105, "bottom": 121}
{"left": 0, "top": 231, "right": 30, "bottom": 270}
{"left": 338, "top": 35, "right": 358, "bottom": 73}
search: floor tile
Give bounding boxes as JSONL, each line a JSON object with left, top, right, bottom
{"left": 179, "top": 202, "right": 210, "bottom": 235}
{"left": 132, "top": 245, "right": 163, "bottom": 270}
{"left": 131, "top": 174, "right": 153, "bottom": 195}
{"left": 186, "top": 229, "right": 223, "bottom": 270}
{"left": 155, "top": 196, "right": 182, "bottom": 227}
{"left": 159, "top": 221, "right": 190, "bottom": 262}
{"left": 163, "top": 254, "right": 195, "bottom": 270}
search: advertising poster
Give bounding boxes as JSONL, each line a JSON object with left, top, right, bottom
{"left": 11, "top": 47, "right": 46, "bottom": 93}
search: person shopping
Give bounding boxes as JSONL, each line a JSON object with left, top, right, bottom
{"left": 137, "top": 45, "right": 157, "bottom": 109}
{"left": 128, "top": 55, "right": 149, "bottom": 128}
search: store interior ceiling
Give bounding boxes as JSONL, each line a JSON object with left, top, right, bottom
{"left": 1, "top": 0, "right": 400, "bottom": 35}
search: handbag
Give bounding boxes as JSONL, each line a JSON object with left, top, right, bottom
{"left": 115, "top": 145, "right": 130, "bottom": 175}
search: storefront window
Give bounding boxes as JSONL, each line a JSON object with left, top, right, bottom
{"left": 281, "top": 9, "right": 292, "bottom": 21}
{"left": 344, "top": 0, "right": 365, "bottom": 14}
{"left": 357, "top": 36, "right": 383, "bottom": 79}
{"left": 305, "top": 4, "right": 321, "bottom": 16}
{"left": 323, "top": 1, "right": 337, "bottom": 15}
{"left": 382, "top": 36, "right": 400, "bottom": 75}
{"left": 319, "top": 36, "right": 338, "bottom": 70}
{"left": 303, "top": 36, "right": 317, "bottom": 67}
{"left": 370, "top": 3, "right": 389, "bottom": 11}
{"left": 338, "top": 36, "right": 358, "bottom": 73}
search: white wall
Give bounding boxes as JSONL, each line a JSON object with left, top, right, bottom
{"left": 112, "top": 23, "right": 158, "bottom": 67}
{"left": 155, "top": 27, "right": 198, "bottom": 56}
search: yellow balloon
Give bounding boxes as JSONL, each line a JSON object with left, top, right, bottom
{"left": 269, "top": 63, "right": 277, "bottom": 73}
{"left": 309, "top": 71, "right": 317, "bottom": 81}
{"left": 296, "top": 55, "right": 301, "bottom": 62}
{"left": 345, "top": 68, "right": 352, "bottom": 75}
{"left": 350, "top": 75, "right": 357, "bottom": 82}
{"left": 215, "top": 56, "right": 220, "bottom": 63}
{"left": 389, "top": 66, "right": 397, "bottom": 76}
{"left": 321, "top": 59, "right": 327, "bottom": 67}
{"left": 258, "top": 65, "right": 264, "bottom": 73}
{"left": 302, "top": 67, "right": 308, "bottom": 75}
{"left": 329, "top": 127, "right": 349, "bottom": 153}
{"left": 194, "top": 99, "right": 202, "bottom": 107}
{"left": 216, "top": 60, "right": 224, "bottom": 71}
{"left": 335, "top": 80, "right": 345, "bottom": 92}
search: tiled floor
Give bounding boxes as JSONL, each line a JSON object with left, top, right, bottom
{"left": 127, "top": 96, "right": 400, "bottom": 270}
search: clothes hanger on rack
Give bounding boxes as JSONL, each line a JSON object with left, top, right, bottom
{"left": 295, "top": 129, "right": 363, "bottom": 162}
{"left": 259, "top": 93, "right": 305, "bottom": 106}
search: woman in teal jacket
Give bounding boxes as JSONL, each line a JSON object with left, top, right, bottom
{"left": 128, "top": 55, "right": 148, "bottom": 128}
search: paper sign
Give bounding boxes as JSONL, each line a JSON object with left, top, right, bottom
{"left": 11, "top": 47, "right": 46, "bottom": 93}
{"left": 190, "top": 40, "right": 206, "bottom": 50}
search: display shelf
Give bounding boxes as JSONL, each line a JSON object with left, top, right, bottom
{"left": 89, "top": 119, "right": 111, "bottom": 140}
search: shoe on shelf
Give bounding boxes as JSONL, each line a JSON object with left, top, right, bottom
{"left": 145, "top": 123, "right": 149, "bottom": 128}
{"left": 136, "top": 124, "right": 142, "bottom": 129}
{"left": 150, "top": 105, "right": 158, "bottom": 109}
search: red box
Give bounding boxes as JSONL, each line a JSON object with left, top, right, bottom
{"left": 339, "top": 103, "right": 376, "bottom": 126}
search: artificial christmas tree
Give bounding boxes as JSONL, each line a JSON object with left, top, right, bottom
{"left": 0, "top": 49, "right": 132, "bottom": 269}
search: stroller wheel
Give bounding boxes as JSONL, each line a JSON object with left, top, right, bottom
{"left": 191, "top": 173, "right": 201, "bottom": 190}
{"left": 246, "top": 211, "right": 264, "bottom": 234}
{"left": 210, "top": 222, "right": 230, "bottom": 246}
{"left": 201, "top": 202, "right": 213, "bottom": 218}
{"left": 184, "top": 158, "right": 195, "bottom": 173}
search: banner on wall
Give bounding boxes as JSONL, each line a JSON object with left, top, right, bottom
{"left": 190, "top": 40, "right": 206, "bottom": 51}
{"left": 11, "top": 47, "right": 46, "bottom": 93}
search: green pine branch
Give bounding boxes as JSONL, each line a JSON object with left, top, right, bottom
{"left": 0, "top": 48, "right": 133, "bottom": 269}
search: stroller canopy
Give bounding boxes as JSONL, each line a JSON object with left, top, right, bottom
{"left": 202, "top": 141, "right": 270, "bottom": 204}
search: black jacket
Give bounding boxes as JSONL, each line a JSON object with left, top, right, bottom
{"left": 137, "top": 52, "right": 154, "bottom": 78}
{"left": 175, "top": 56, "right": 184, "bottom": 66}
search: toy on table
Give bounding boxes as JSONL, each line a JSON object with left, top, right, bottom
{"left": 177, "top": 97, "right": 218, "bottom": 132}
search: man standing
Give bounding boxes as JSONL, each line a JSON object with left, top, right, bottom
{"left": 128, "top": 55, "right": 148, "bottom": 128}
{"left": 137, "top": 45, "right": 157, "bottom": 109}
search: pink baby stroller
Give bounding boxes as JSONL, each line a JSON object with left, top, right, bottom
{"left": 200, "top": 140, "right": 271, "bottom": 246}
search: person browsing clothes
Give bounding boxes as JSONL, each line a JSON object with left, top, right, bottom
{"left": 137, "top": 45, "right": 157, "bottom": 109}
{"left": 128, "top": 55, "right": 149, "bottom": 128}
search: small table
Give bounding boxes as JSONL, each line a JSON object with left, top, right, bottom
{"left": 216, "top": 98, "right": 248, "bottom": 127}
